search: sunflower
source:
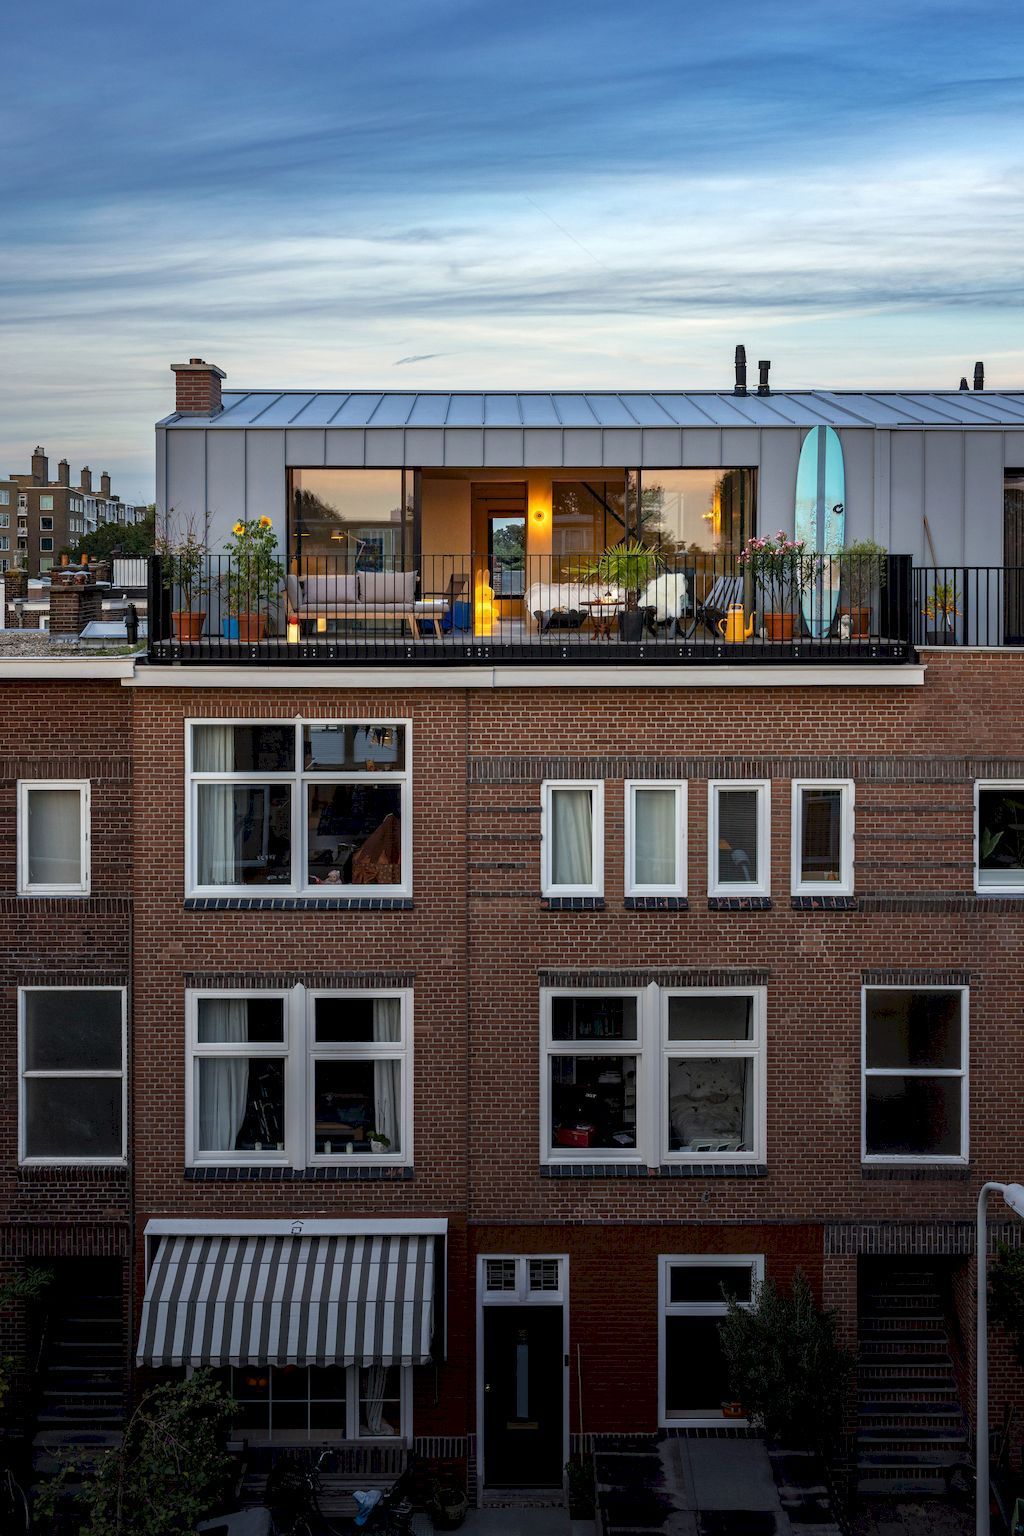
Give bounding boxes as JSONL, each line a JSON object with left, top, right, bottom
{"left": 232, "top": 521, "right": 245, "bottom": 537}
{"left": 259, "top": 516, "right": 273, "bottom": 529}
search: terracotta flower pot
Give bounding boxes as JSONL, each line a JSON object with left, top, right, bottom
{"left": 840, "top": 605, "right": 871, "bottom": 638}
{"left": 234, "top": 612, "right": 268, "bottom": 642}
{"left": 172, "top": 610, "right": 206, "bottom": 642}
{"left": 764, "top": 612, "right": 795, "bottom": 641}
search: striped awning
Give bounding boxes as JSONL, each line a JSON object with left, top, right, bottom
{"left": 136, "top": 1232, "right": 435, "bottom": 1368}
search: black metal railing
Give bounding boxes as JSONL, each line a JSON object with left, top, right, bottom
{"left": 913, "top": 566, "right": 1024, "bottom": 647}
{"left": 147, "top": 552, "right": 916, "bottom": 664}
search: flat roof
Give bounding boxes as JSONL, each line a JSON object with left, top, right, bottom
{"left": 159, "top": 389, "right": 1024, "bottom": 431}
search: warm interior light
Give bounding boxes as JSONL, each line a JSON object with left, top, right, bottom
{"left": 532, "top": 507, "right": 546, "bottom": 524}
{"left": 474, "top": 568, "right": 494, "bottom": 636}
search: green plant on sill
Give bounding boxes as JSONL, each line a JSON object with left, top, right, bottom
{"left": 369, "top": 1130, "right": 391, "bottom": 1149}
{"left": 843, "top": 538, "right": 888, "bottom": 611}
{"left": 583, "top": 540, "right": 663, "bottom": 610}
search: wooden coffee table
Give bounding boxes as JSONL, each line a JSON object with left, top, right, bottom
{"left": 587, "top": 599, "right": 619, "bottom": 639}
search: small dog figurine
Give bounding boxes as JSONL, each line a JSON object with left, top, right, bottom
{"left": 838, "top": 613, "right": 852, "bottom": 640}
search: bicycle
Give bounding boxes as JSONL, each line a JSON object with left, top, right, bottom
{"left": 265, "top": 1449, "right": 414, "bottom": 1536}
{"left": 0, "top": 1462, "right": 31, "bottom": 1536}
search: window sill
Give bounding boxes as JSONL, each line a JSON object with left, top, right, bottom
{"left": 791, "top": 894, "right": 857, "bottom": 911}
{"left": 540, "top": 1161, "right": 649, "bottom": 1177}
{"left": 185, "top": 1164, "right": 413, "bottom": 1181}
{"left": 541, "top": 896, "right": 605, "bottom": 911}
{"left": 184, "top": 896, "right": 413, "bottom": 912}
{"left": 624, "top": 896, "right": 689, "bottom": 911}
{"left": 660, "top": 1162, "right": 768, "bottom": 1178}
{"left": 861, "top": 1163, "right": 970, "bottom": 1181}
{"left": 539, "top": 1163, "right": 768, "bottom": 1179}
{"left": 18, "top": 1162, "right": 128, "bottom": 1179}
{"left": 706, "top": 896, "right": 772, "bottom": 911}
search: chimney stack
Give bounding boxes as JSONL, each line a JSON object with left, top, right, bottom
{"left": 171, "top": 356, "right": 226, "bottom": 417}
{"left": 757, "top": 359, "right": 771, "bottom": 396}
{"left": 734, "top": 345, "right": 748, "bottom": 396}
{"left": 959, "top": 377, "right": 969, "bottom": 391}
{"left": 80, "top": 466, "right": 92, "bottom": 494}
{"left": 974, "top": 360, "right": 985, "bottom": 391}
{"left": 100, "top": 471, "right": 111, "bottom": 498}
{"left": 57, "top": 458, "right": 70, "bottom": 486}
{"left": 31, "top": 446, "right": 48, "bottom": 485}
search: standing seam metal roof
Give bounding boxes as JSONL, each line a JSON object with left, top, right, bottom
{"left": 159, "top": 390, "right": 1024, "bottom": 431}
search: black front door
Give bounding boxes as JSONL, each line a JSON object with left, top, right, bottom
{"left": 483, "top": 1306, "right": 563, "bottom": 1487}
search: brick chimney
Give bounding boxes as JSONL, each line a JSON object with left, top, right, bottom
{"left": 80, "top": 466, "right": 92, "bottom": 493}
{"left": 100, "top": 471, "right": 111, "bottom": 498}
{"left": 171, "top": 357, "right": 226, "bottom": 417}
{"left": 31, "top": 446, "right": 48, "bottom": 485}
{"left": 57, "top": 458, "right": 70, "bottom": 487}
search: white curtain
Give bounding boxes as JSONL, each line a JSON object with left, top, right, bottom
{"left": 196, "top": 726, "right": 237, "bottom": 885}
{"left": 198, "top": 998, "right": 248, "bottom": 1151}
{"left": 634, "top": 788, "right": 676, "bottom": 885}
{"left": 361, "top": 1365, "right": 388, "bottom": 1435}
{"left": 28, "top": 788, "right": 81, "bottom": 885}
{"left": 717, "top": 790, "right": 758, "bottom": 884}
{"left": 372, "top": 999, "right": 401, "bottom": 1150}
{"left": 551, "top": 788, "right": 593, "bottom": 885}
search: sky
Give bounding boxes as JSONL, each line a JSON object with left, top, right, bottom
{"left": 1, "top": 0, "right": 1023, "bottom": 503}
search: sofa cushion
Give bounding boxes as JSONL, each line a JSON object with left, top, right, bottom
{"left": 302, "top": 574, "right": 359, "bottom": 604}
{"left": 359, "top": 571, "right": 416, "bottom": 604}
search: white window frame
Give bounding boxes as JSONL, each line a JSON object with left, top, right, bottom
{"left": 540, "top": 986, "right": 648, "bottom": 1164}
{"left": 307, "top": 988, "right": 412, "bottom": 1166}
{"left": 540, "top": 779, "right": 603, "bottom": 897}
{"left": 0, "top": 511, "right": 8, "bottom": 526}
{"left": 624, "top": 780, "right": 687, "bottom": 897}
{"left": 479, "top": 1254, "right": 568, "bottom": 1306}
{"left": 0, "top": 490, "right": 8, "bottom": 506}
{"left": 17, "top": 779, "right": 91, "bottom": 895}
{"left": 39, "top": 536, "right": 54, "bottom": 552}
{"left": 658, "top": 1253, "right": 764, "bottom": 1428}
{"left": 186, "top": 985, "right": 413, "bottom": 1170}
{"left": 660, "top": 988, "right": 766, "bottom": 1165}
{"left": 791, "top": 779, "right": 854, "bottom": 896}
{"left": 18, "top": 986, "right": 127, "bottom": 1166}
{"left": 861, "top": 985, "right": 969, "bottom": 1166}
{"left": 39, "top": 500, "right": 53, "bottom": 515}
{"left": 707, "top": 780, "right": 771, "bottom": 897}
{"left": 185, "top": 718, "right": 412, "bottom": 899}
{"left": 974, "top": 780, "right": 1024, "bottom": 894}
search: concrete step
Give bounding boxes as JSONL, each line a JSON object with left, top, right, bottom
{"left": 856, "top": 1449, "right": 959, "bottom": 1469}
{"left": 859, "top": 1320, "right": 948, "bottom": 1338}
{"left": 859, "top": 1403, "right": 964, "bottom": 1424}
{"left": 866, "top": 1291, "right": 942, "bottom": 1310}
{"left": 856, "top": 1472, "right": 949, "bottom": 1495}
{"left": 858, "top": 1339, "right": 950, "bottom": 1359}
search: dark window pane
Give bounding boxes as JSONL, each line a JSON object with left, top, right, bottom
{"left": 665, "top": 1316, "right": 733, "bottom": 1414}
{"left": 717, "top": 790, "right": 759, "bottom": 884}
{"left": 197, "top": 1058, "right": 285, "bottom": 1152}
{"left": 865, "top": 1075, "right": 962, "bottom": 1157}
{"left": 668, "top": 1058, "right": 753, "bottom": 1152}
{"left": 303, "top": 724, "right": 405, "bottom": 772}
{"left": 314, "top": 996, "right": 400, "bottom": 1044}
{"left": 271, "top": 1365, "right": 309, "bottom": 1401}
{"left": 865, "top": 990, "right": 962, "bottom": 1069}
{"left": 551, "top": 481, "right": 625, "bottom": 577}
{"left": 25, "top": 1078, "right": 122, "bottom": 1158}
{"left": 313, "top": 1058, "right": 401, "bottom": 1154}
{"left": 550, "top": 996, "right": 638, "bottom": 1042}
{"left": 24, "top": 990, "right": 122, "bottom": 1071}
{"left": 669, "top": 1265, "right": 753, "bottom": 1305}
{"left": 197, "top": 996, "right": 284, "bottom": 1044}
{"left": 309, "top": 1365, "right": 348, "bottom": 1400}
{"left": 800, "top": 789, "right": 842, "bottom": 881}
{"left": 306, "top": 784, "right": 402, "bottom": 887}
{"left": 196, "top": 784, "right": 291, "bottom": 886}
{"left": 550, "top": 1054, "right": 637, "bottom": 1150}
{"left": 667, "top": 995, "right": 752, "bottom": 1042}
{"left": 979, "top": 789, "right": 1024, "bottom": 885}
{"left": 193, "top": 724, "right": 295, "bottom": 773}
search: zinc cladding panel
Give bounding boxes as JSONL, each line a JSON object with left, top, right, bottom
{"left": 248, "top": 394, "right": 316, "bottom": 426}
{"left": 165, "top": 430, "right": 205, "bottom": 520}
{"left": 285, "top": 430, "right": 326, "bottom": 466}
{"left": 325, "top": 430, "right": 367, "bottom": 466}
{"left": 205, "top": 432, "right": 246, "bottom": 528}
{"left": 244, "top": 432, "right": 286, "bottom": 530}
{"left": 483, "top": 429, "right": 525, "bottom": 466}
{"left": 443, "top": 430, "right": 484, "bottom": 466}
{"left": 519, "top": 397, "right": 562, "bottom": 427}
{"left": 445, "top": 395, "right": 485, "bottom": 427}
{"left": 641, "top": 429, "right": 684, "bottom": 466}
{"left": 367, "top": 395, "right": 417, "bottom": 427}
{"left": 136, "top": 1233, "right": 435, "bottom": 1368}
{"left": 363, "top": 431, "right": 406, "bottom": 467}
{"left": 837, "top": 430, "right": 876, "bottom": 543}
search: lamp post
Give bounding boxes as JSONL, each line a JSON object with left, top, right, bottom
{"left": 976, "top": 1181, "right": 1024, "bottom": 1536}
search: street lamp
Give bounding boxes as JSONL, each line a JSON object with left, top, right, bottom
{"left": 976, "top": 1181, "right": 1024, "bottom": 1536}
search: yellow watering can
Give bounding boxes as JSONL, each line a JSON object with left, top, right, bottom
{"left": 717, "top": 604, "right": 755, "bottom": 642}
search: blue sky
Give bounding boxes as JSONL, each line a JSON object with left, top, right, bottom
{"left": 1, "top": 0, "right": 1022, "bottom": 501}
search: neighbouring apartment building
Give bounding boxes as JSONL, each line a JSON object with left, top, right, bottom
{"left": 7, "top": 447, "right": 142, "bottom": 575}
{"left": 3, "top": 355, "right": 1024, "bottom": 1503}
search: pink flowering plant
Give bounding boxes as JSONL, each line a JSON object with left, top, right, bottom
{"left": 738, "top": 531, "right": 814, "bottom": 610}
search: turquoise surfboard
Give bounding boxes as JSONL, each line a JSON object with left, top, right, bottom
{"left": 794, "top": 425, "right": 845, "bottom": 638}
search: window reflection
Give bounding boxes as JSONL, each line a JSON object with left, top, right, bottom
{"left": 638, "top": 469, "right": 754, "bottom": 556}
{"left": 291, "top": 470, "right": 411, "bottom": 570}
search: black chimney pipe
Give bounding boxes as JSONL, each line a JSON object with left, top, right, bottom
{"left": 959, "top": 377, "right": 969, "bottom": 391}
{"left": 757, "top": 359, "right": 771, "bottom": 396}
{"left": 734, "top": 345, "right": 747, "bottom": 396}
{"left": 974, "top": 360, "right": 985, "bottom": 391}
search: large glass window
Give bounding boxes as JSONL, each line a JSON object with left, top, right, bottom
{"left": 188, "top": 721, "right": 410, "bottom": 896}
{"left": 625, "top": 781, "right": 686, "bottom": 896}
{"left": 660, "top": 1255, "right": 763, "bottom": 1424}
{"left": 638, "top": 469, "right": 755, "bottom": 557}
{"left": 18, "top": 780, "right": 90, "bottom": 895}
{"left": 663, "top": 992, "right": 764, "bottom": 1161}
{"left": 20, "top": 989, "right": 125, "bottom": 1162}
{"left": 551, "top": 480, "right": 627, "bottom": 574}
{"left": 291, "top": 470, "right": 411, "bottom": 570}
{"left": 976, "top": 782, "right": 1024, "bottom": 892}
{"left": 541, "top": 781, "right": 602, "bottom": 896}
{"left": 544, "top": 994, "right": 640, "bottom": 1157}
{"left": 213, "top": 1364, "right": 406, "bottom": 1443}
{"left": 792, "top": 780, "right": 854, "bottom": 895}
{"left": 187, "top": 988, "right": 410, "bottom": 1167}
{"left": 708, "top": 781, "right": 770, "bottom": 896}
{"left": 862, "top": 989, "right": 967, "bottom": 1162}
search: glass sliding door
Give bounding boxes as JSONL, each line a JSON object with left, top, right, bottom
{"left": 637, "top": 469, "right": 755, "bottom": 556}
{"left": 291, "top": 470, "right": 412, "bottom": 571}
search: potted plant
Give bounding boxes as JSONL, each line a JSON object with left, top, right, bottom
{"left": 223, "top": 516, "right": 283, "bottom": 641}
{"left": 738, "top": 531, "right": 810, "bottom": 641}
{"left": 841, "top": 539, "right": 887, "bottom": 637}
{"left": 923, "top": 579, "right": 960, "bottom": 644}
{"left": 156, "top": 511, "right": 209, "bottom": 642}
{"left": 369, "top": 1130, "right": 391, "bottom": 1155}
{"left": 427, "top": 1476, "right": 469, "bottom": 1530}
{"left": 584, "top": 540, "right": 662, "bottom": 641}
